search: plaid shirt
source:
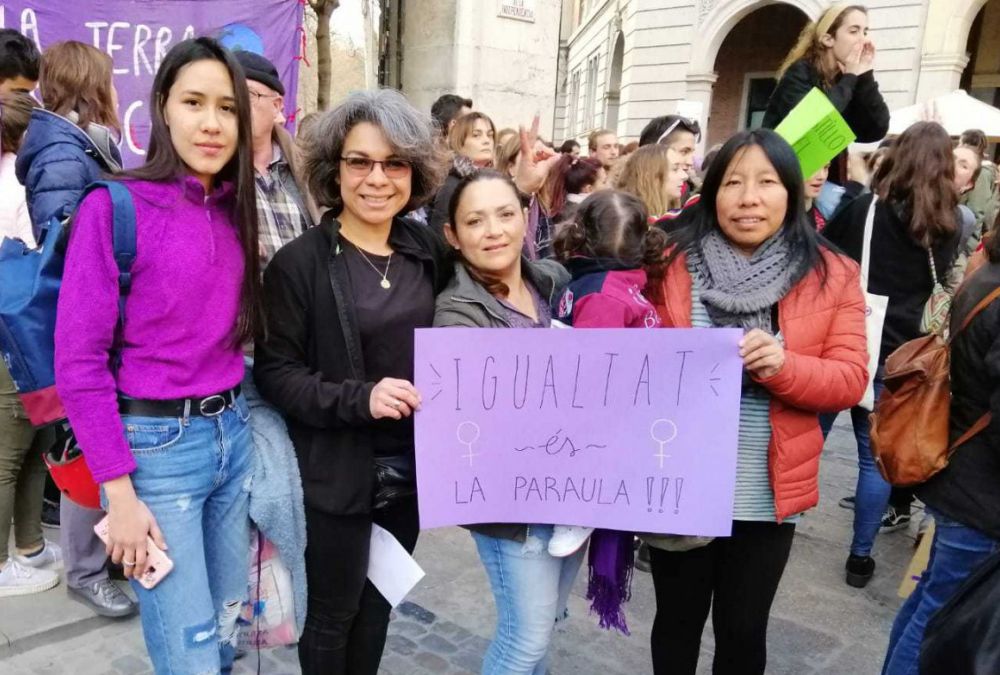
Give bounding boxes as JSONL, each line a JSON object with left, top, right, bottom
{"left": 255, "top": 144, "right": 311, "bottom": 269}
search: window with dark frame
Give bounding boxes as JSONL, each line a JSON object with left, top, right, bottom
{"left": 745, "top": 76, "right": 778, "bottom": 130}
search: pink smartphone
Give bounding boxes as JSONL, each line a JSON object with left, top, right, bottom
{"left": 94, "top": 515, "right": 173, "bottom": 589}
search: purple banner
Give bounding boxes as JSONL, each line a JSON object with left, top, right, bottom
{"left": 414, "top": 328, "right": 743, "bottom": 536}
{"left": 2, "top": 0, "right": 305, "bottom": 167}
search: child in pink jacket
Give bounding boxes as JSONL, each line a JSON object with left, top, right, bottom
{"left": 550, "top": 189, "right": 668, "bottom": 633}
{"left": 555, "top": 189, "right": 665, "bottom": 331}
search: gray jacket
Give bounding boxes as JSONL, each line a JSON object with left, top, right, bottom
{"left": 433, "top": 257, "right": 569, "bottom": 542}
{"left": 434, "top": 258, "right": 569, "bottom": 329}
{"left": 244, "top": 370, "right": 308, "bottom": 637}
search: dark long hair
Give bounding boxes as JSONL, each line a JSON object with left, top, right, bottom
{"left": 541, "top": 154, "right": 603, "bottom": 217}
{"left": 553, "top": 190, "right": 667, "bottom": 270}
{"left": 446, "top": 169, "right": 524, "bottom": 297}
{"left": 873, "top": 121, "right": 957, "bottom": 249}
{"left": 660, "top": 129, "right": 826, "bottom": 294}
{"left": 122, "top": 37, "right": 260, "bottom": 344}
{"left": 564, "top": 156, "right": 603, "bottom": 194}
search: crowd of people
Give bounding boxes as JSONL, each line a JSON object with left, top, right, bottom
{"left": 0, "top": 2, "right": 998, "bottom": 674}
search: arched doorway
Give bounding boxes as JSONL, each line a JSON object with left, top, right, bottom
{"left": 961, "top": 0, "right": 1000, "bottom": 107}
{"left": 605, "top": 33, "right": 624, "bottom": 134}
{"left": 705, "top": 3, "right": 809, "bottom": 146}
{"left": 914, "top": 0, "right": 989, "bottom": 102}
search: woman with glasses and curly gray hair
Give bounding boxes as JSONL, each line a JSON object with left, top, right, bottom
{"left": 254, "top": 88, "right": 450, "bottom": 675}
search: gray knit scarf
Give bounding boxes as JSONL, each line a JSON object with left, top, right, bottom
{"left": 689, "top": 229, "right": 801, "bottom": 333}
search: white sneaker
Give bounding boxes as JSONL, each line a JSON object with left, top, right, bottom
{"left": 548, "top": 525, "right": 594, "bottom": 557}
{"left": 13, "top": 540, "right": 63, "bottom": 570}
{"left": 0, "top": 559, "right": 60, "bottom": 597}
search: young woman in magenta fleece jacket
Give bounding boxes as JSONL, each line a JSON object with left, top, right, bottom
{"left": 552, "top": 190, "right": 668, "bottom": 634}
{"left": 54, "top": 38, "right": 262, "bottom": 675}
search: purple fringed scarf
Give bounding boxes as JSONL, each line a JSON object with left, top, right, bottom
{"left": 586, "top": 528, "right": 634, "bottom": 634}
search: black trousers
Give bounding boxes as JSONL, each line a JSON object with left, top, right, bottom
{"left": 648, "top": 520, "right": 796, "bottom": 675}
{"left": 298, "top": 497, "right": 420, "bottom": 675}
{"left": 889, "top": 487, "right": 915, "bottom": 513}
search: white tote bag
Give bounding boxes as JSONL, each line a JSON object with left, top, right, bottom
{"left": 859, "top": 195, "right": 888, "bottom": 411}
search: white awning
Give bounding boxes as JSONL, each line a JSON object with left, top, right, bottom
{"left": 888, "top": 90, "right": 1000, "bottom": 140}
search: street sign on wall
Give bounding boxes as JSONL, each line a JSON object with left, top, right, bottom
{"left": 498, "top": 0, "right": 536, "bottom": 23}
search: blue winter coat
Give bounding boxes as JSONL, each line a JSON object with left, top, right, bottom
{"left": 15, "top": 109, "right": 122, "bottom": 238}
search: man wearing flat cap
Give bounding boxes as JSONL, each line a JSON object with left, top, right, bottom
{"left": 234, "top": 50, "right": 315, "bottom": 269}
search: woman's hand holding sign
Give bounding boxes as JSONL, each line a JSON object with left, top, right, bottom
{"left": 740, "top": 329, "right": 786, "bottom": 380}
{"left": 371, "top": 378, "right": 422, "bottom": 420}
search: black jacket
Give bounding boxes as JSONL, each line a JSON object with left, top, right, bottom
{"left": 918, "top": 263, "right": 1000, "bottom": 539}
{"left": 762, "top": 60, "right": 889, "bottom": 143}
{"left": 823, "top": 193, "right": 959, "bottom": 363}
{"left": 254, "top": 212, "right": 450, "bottom": 515}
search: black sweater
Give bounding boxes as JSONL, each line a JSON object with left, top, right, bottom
{"left": 762, "top": 60, "right": 889, "bottom": 144}
{"left": 823, "top": 193, "right": 958, "bottom": 364}
{"left": 254, "top": 212, "right": 450, "bottom": 515}
{"left": 918, "top": 263, "right": 1000, "bottom": 539}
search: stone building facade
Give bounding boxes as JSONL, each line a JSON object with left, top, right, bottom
{"left": 398, "top": 0, "right": 564, "bottom": 137}
{"left": 298, "top": 0, "right": 566, "bottom": 138}
{"left": 554, "top": 0, "right": 1000, "bottom": 149}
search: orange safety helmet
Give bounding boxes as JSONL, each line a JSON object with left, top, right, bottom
{"left": 44, "top": 425, "right": 100, "bottom": 510}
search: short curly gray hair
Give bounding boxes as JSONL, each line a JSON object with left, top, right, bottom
{"left": 305, "top": 89, "right": 448, "bottom": 213}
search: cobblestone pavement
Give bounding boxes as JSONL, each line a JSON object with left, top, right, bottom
{"left": 0, "top": 601, "right": 487, "bottom": 675}
{"left": 1, "top": 416, "right": 914, "bottom": 674}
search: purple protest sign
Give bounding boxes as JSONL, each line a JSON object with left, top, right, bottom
{"left": 414, "top": 328, "right": 743, "bottom": 537}
{"left": 1, "top": 0, "right": 305, "bottom": 167}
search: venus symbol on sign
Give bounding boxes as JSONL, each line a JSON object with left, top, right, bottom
{"left": 456, "top": 421, "right": 481, "bottom": 467}
{"left": 650, "top": 419, "right": 678, "bottom": 469}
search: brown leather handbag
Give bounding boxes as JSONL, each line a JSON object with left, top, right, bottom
{"left": 869, "top": 286, "right": 1000, "bottom": 486}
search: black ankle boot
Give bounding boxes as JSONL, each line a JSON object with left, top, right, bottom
{"left": 846, "top": 554, "right": 875, "bottom": 588}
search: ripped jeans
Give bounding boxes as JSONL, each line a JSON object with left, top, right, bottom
{"left": 121, "top": 395, "right": 253, "bottom": 674}
{"left": 472, "top": 525, "right": 586, "bottom": 675}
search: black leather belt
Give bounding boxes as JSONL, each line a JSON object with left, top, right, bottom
{"left": 118, "top": 386, "right": 242, "bottom": 418}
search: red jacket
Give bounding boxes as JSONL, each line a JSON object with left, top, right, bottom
{"left": 652, "top": 248, "right": 868, "bottom": 521}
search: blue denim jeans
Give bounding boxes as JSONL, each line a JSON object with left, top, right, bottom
{"left": 820, "top": 378, "right": 889, "bottom": 557}
{"left": 472, "top": 525, "right": 586, "bottom": 675}
{"left": 121, "top": 395, "right": 253, "bottom": 675}
{"left": 881, "top": 509, "right": 1000, "bottom": 675}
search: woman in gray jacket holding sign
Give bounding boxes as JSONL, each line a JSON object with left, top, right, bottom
{"left": 433, "top": 169, "right": 578, "bottom": 675}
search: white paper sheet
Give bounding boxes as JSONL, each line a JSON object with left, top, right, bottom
{"left": 367, "top": 524, "right": 426, "bottom": 608}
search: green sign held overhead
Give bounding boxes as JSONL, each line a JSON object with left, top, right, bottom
{"left": 774, "top": 88, "right": 856, "bottom": 180}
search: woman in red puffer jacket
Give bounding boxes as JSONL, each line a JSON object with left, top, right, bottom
{"left": 642, "top": 128, "right": 867, "bottom": 675}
